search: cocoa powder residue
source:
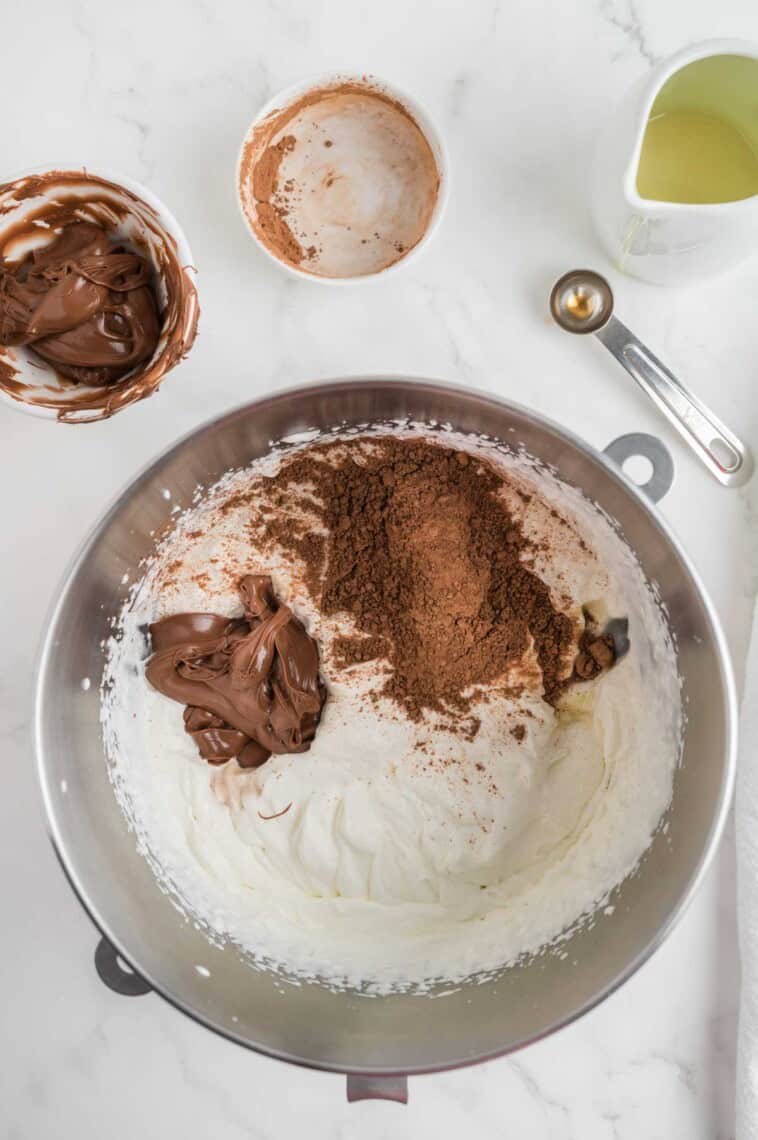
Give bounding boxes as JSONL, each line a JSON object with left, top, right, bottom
{"left": 252, "top": 134, "right": 296, "bottom": 202}
{"left": 574, "top": 631, "right": 615, "bottom": 680}
{"left": 260, "top": 438, "right": 590, "bottom": 720}
{"left": 250, "top": 134, "right": 306, "bottom": 264}
{"left": 255, "top": 201, "right": 304, "bottom": 265}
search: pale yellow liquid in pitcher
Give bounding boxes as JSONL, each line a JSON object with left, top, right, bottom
{"left": 637, "top": 108, "right": 758, "bottom": 204}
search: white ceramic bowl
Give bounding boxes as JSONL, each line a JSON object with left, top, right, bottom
{"left": 236, "top": 74, "right": 450, "bottom": 285}
{"left": 0, "top": 165, "right": 199, "bottom": 423}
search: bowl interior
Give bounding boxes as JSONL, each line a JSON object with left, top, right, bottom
{"left": 237, "top": 76, "right": 448, "bottom": 283}
{"left": 36, "top": 379, "right": 734, "bottom": 1073}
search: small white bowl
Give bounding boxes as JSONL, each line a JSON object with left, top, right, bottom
{"left": 236, "top": 74, "right": 450, "bottom": 285}
{"left": 0, "top": 165, "right": 199, "bottom": 423}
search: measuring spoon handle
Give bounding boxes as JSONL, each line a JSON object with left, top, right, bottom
{"left": 595, "top": 315, "right": 753, "bottom": 487}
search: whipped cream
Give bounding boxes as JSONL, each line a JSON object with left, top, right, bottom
{"left": 102, "top": 428, "right": 681, "bottom": 991}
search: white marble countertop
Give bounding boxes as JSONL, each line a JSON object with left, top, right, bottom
{"left": 3, "top": 0, "right": 758, "bottom": 1135}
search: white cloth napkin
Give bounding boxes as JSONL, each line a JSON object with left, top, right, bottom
{"left": 737, "top": 598, "right": 758, "bottom": 1138}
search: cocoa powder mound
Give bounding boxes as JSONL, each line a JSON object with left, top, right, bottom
{"left": 260, "top": 438, "right": 583, "bottom": 719}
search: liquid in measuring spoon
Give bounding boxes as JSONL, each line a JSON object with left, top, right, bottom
{"left": 637, "top": 108, "right": 758, "bottom": 204}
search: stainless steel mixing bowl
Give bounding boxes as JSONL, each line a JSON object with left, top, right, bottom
{"left": 35, "top": 378, "right": 736, "bottom": 1098}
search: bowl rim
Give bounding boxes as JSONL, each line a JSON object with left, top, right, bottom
{"left": 34, "top": 375, "right": 738, "bottom": 1076}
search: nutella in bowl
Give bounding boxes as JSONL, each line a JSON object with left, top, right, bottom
{"left": 237, "top": 77, "right": 447, "bottom": 281}
{"left": 0, "top": 168, "right": 199, "bottom": 423}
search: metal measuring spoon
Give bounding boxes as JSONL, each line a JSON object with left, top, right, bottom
{"left": 549, "top": 269, "right": 753, "bottom": 487}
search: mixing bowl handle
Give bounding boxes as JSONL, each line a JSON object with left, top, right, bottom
{"left": 604, "top": 432, "right": 674, "bottom": 504}
{"left": 346, "top": 1074, "right": 408, "bottom": 1104}
{"left": 92, "top": 939, "right": 412, "bottom": 1103}
{"left": 94, "top": 935, "right": 152, "bottom": 996}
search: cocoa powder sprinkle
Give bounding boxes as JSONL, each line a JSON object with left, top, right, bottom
{"left": 261, "top": 438, "right": 583, "bottom": 721}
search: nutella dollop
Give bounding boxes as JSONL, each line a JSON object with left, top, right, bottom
{"left": 0, "top": 221, "right": 160, "bottom": 386}
{"left": 146, "top": 575, "right": 326, "bottom": 769}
